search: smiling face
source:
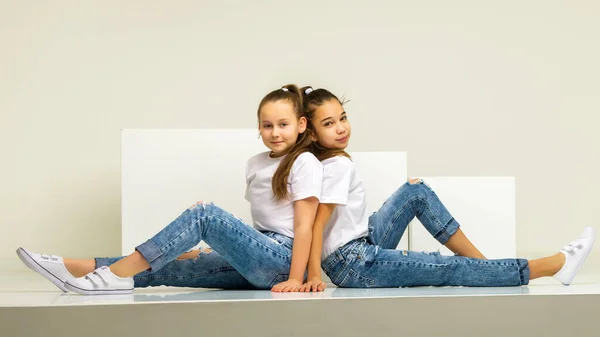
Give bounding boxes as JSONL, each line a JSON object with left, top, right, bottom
{"left": 258, "top": 99, "right": 307, "bottom": 157}
{"left": 311, "top": 99, "right": 351, "bottom": 150}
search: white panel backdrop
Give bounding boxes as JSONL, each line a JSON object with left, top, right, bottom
{"left": 121, "top": 129, "right": 264, "bottom": 254}
{"left": 122, "top": 130, "right": 516, "bottom": 260}
{"left": 121, "top": 129, "right": 410, "bottom": 254}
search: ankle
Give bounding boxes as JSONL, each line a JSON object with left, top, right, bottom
{"left": 108, "top": 265, "right": 130, "bottom": 278}
{"left": 64, "top": 258, "right": 96, "bottom": 278}
{"left": 554, "top": 252, "right": 566, "bottom": 274}
{"left": 108, "top": 251, "right": 150, "bottom": 278}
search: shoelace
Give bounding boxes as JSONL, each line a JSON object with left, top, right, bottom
{"left": 562, "top": 240, "right": 584, "bottom": 253}
{"left": 40, "top": 254, "right": 59, "bottom": 261}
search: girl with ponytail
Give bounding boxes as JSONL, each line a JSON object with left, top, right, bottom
{"left": 297, "top": 86, "right": 593, "bottom": 291}
{"left": 17, "top": 84, "right": 323, "bottom": 294}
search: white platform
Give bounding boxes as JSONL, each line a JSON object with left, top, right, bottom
{"left": 12, "top": 129, "right": 586, "bottom": 336}
{"left": 1, "top": 271, "right": 600, "bottom": 337}
{"left": 3, "top": 271, "right": 600, "bottom": 307}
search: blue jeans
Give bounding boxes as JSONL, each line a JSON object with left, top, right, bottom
{"left": 97, "top": 203, "right": 294, "bottom": 289}
{"left": 96, "top": 250, "right": 255, "bottom": 289}
{"left": 322, "top": 181, "right": 530, "bottom": 287}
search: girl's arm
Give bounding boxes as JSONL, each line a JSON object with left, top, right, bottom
{"left": 271, "top": 196, "right": 319, "bottom": 292}
{"left": 301, "top": 203, "right": 337, "bottom": 292}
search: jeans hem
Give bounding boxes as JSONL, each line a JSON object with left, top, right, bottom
{"left": 517, "top": 258, "right": 530, "bottom": 285}
{"left": 136, "top": 239, "right": 165, "bottom": 271}
{"left": 434, "top": 218, "right": 460, "bottom": 245}
{"left": 94, "top": 258, "right": 112, "bottom": 269}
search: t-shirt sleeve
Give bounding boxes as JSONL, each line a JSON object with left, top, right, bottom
{"left": 289, "top": 153, "right": 323, "bottom": 201}
{"left": 320, "top": 157, "right": 353, "bottom": 205}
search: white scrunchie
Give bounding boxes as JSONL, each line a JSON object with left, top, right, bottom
{"left": 281, "top": 87, "right": 289, "bottom": 92}
{"left": 304, "top": 87, "right": 314, "bottom": 95}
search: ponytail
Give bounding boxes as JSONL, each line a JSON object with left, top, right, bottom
{"left": 257, "top": 84, "right": 314, "bottom": 201}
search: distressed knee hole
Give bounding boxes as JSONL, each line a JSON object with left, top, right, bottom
{"left": 188, "top": 201, "right": 213, "bottom": 210}
{"left": 423, "top": 250, "right": 441, "bottom": 257}
{"left": 408, "top": 178, "right": 422, "bottom": 185}
{"left": 176, "top": 248, "right": 213, "bottom": 260}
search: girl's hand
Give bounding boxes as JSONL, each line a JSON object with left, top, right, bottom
{"left": 271, "top": 278, "right": 303, "bottom": 292}
{"left": 300, "top": 278, "right": 326, "bottom": 292}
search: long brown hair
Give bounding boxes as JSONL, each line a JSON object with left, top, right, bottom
{"left": 257, "top": 84, "right": 315, "bottom": 201}
{"left": 300, "top": 86, "right": 351, "bottom": 161}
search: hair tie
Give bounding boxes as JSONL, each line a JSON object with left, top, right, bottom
{"left": 281, "top": 87, "right": 289, "bottom": 92}
{"left": 304, "top": 88, "right": 314, "bottom": 95}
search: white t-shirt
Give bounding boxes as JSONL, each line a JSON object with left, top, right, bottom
{"left": 245, "top": 151, "right": 323, "bottom": 238}
{"left": 320, "top": 156, "right": 369, "bottom": 260}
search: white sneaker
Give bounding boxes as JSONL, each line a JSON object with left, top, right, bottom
{"left": 65, "top": 266, "right": 134, "bottom": 295}
{"left": 554, "top": 227, "right": 595, "bottom": 285}
{"left": 16, "top": 247, "right": 74, "bottom": 292}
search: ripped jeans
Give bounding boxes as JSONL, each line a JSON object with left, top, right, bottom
{"left": 96, "top": 203, "right": 294, "bottom": 290}
{"left": 322, "top": 181, "right": 530, "bottom": 287}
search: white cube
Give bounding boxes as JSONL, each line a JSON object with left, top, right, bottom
{"left": 121, "top": 130, "right": 410, "bottom": 254}
{"left": 408, "top": 177, "right": 516, "bottom": 259}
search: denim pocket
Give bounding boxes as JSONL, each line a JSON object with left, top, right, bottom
{"left": 262, "top": 232, "right": 294, "bottom": 251}
{"left": 341, "top": 239, "right": 367, "bottom": 260}
{"left": 339, "top": 268, "right": 375, "bottom": 288}
{"left": 268, "top": 274, "right": 290, "bottom": 288}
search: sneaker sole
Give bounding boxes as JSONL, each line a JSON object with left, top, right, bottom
{"left": 64, "top": 281, "right": 134, "bottom": 295}
{"left": 16, "top": 247, "right": 69, "bottom": 292}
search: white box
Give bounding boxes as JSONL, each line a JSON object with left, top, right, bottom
{"left": 409, "top": 177, "right": 516, "bottom": 259}
{"left": 122, "top": 129, "right": 410, "bottom": 254}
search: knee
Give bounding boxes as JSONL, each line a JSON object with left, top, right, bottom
{"left": 187, "top": 201, "right": 223, "bottom": 221}
{"left": 188, "top": 201, "right": 223, "bottom": 217}
{"left": 188, "top": 201, "right": 213, "bottom": 211}
{"left": 404, "top": 178, "right": 428, "bottom": 194}
{"left": 406, "top": 178, "right": 432, "bottom": 193}
{"left": 408, "top": 178, "right": 422, "bottom": 185}
{"left": 401, "top": 179, "right": 430, "bottom": 209}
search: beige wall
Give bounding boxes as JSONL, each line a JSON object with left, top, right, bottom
{"left": 1, "top": 1, "right": 599, "bottom": 266}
